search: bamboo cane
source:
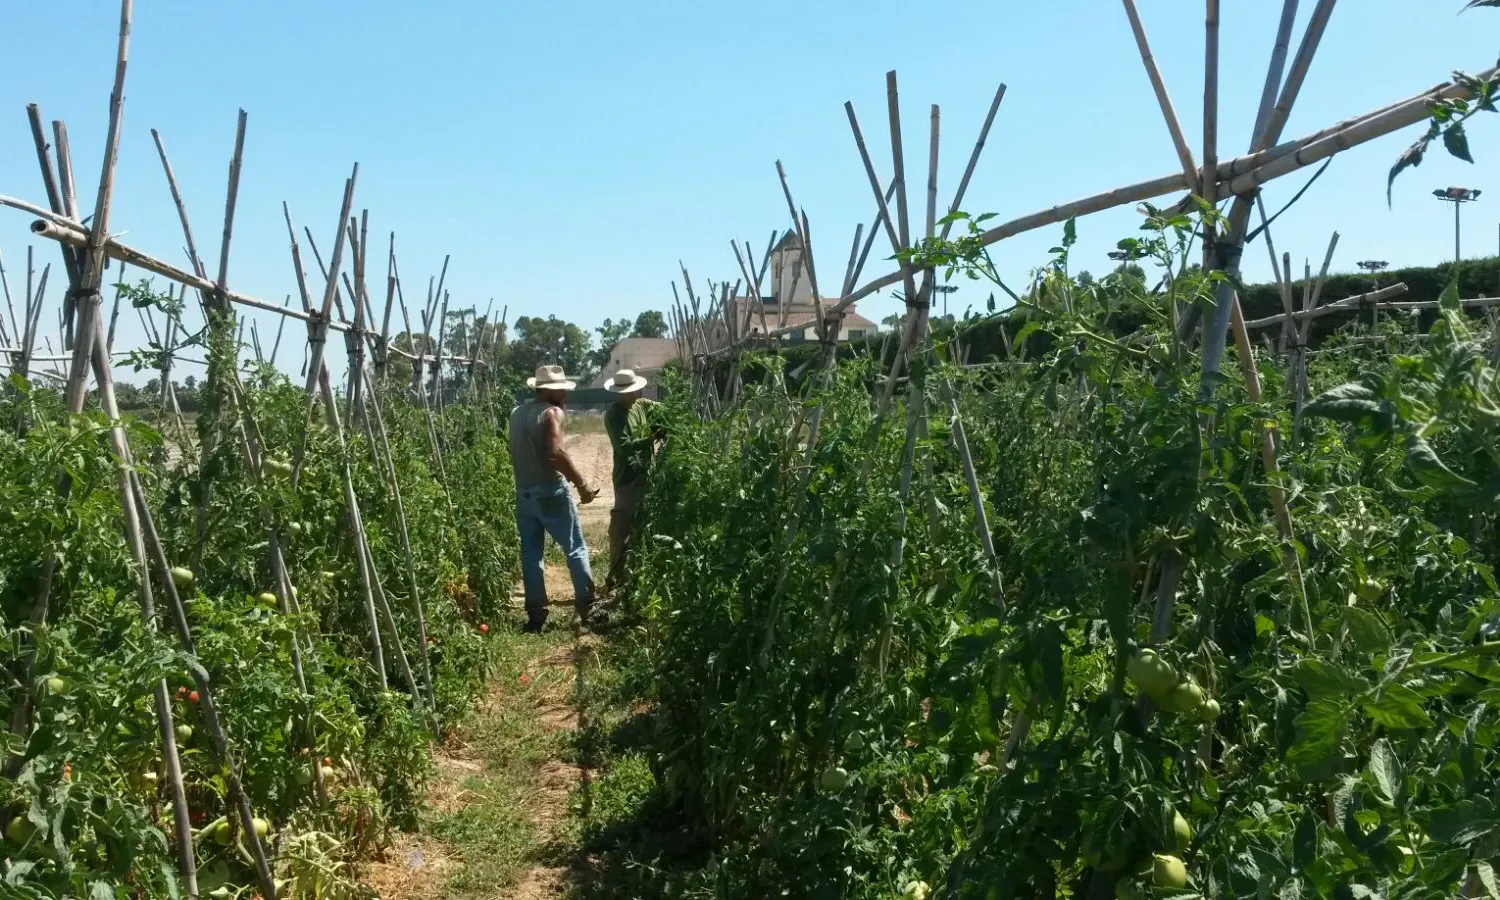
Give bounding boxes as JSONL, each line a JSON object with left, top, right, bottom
{"left": 163, "top": 116, "right": 330, "bottom": 810}
{"left": 1240, "top": 284, "right": 1425, "bottom": 330}
{"left": 106, "top": 269, "right": 124, "bottom": 353}
{"left": 1252, "top": 1, "right": 1302, "bottom": 148}
{"left": 433, "top": 288, "right": 451, "bottom": 411}
{"left": 1121, "top": 0, "right": 1200, "bottom": 192}
{"left": 25, "top": 107, "right": 73, "bottom": 287}
{"left": 189, "top": 113, "right": 250, "bottom": 569}
{"left": 376, "top": 234, "right": 397, "bottom": 381}
{"left": 843, "top": 97, "right": 917, "bottom": 420}
{"left": 346, "top": 215, "right": 370, "bottom": 418}
{"left": 362, "top": 368, "right": 438, "bottom": 715}
{"left": 214, "top": 111, "right": 248, "bottom": 313}
{"left": 286, "top": 185, "right": 396, "bottom": 695}
{"left": 1292, "top": 233, "right": 1340, "bottom": 444}
{"left": 1201, "top": 0, "right": 1337, "bottom": 390}
{"left": 270, "top": 295, "right": 290, "bottom": 364}
{"left": 52, "top": 121, "right": 81, "bottom": 347}
{"left": 0, "top": 244, "right": 15, "bottom": 350}
{"left": 12, "top": 7, "right": 211, "bottom": 892}
{"left": 1253, "top": 195, "right": 1298, "bottom": 351}
{"left": 151, "top": 128, "right": 209, "bottom": 286}
{"left": 1202, "top": 0, "right": 1220, "bottom": 270}
{"left": 775, "top": 162, "right": 826, "bottom": 341}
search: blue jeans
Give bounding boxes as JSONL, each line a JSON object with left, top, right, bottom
{"left": 516, "top": 481, "right": 594, "bottom": 622}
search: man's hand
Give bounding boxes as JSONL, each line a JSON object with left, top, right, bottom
{"left": 578, "top": 483, "right": 599, "bottom": 505}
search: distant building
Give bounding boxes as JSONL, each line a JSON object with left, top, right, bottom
{"left": 728, "top": 231, "right": 878, "bottom": 343}
{"left": 588, "top": 337, "right": 678, "bottom": 397}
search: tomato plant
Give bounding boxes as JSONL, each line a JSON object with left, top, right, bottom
{"left": 0, "top": 296, "right": 521, "bottom": 896}
{"left": 606, "top": 214, "right": 1500, "bottom": 898}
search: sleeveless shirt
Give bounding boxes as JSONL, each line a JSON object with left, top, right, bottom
{"left": 508, "top": 398, "right": 563, "bottom": 489}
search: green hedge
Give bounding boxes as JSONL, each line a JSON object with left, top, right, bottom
{"left": 714, "top": 256, "right": 1499, "bottom": 385}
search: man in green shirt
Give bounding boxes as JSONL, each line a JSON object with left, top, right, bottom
{"left": 602, "top": 368, "right": 662, "bottom": 595}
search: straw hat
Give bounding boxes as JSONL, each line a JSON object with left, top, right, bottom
{"left": 604, "top": 368, "right": 648, "bottom": 394}
{"left": 527, "top": 364, "right": 576, "bottom": 390}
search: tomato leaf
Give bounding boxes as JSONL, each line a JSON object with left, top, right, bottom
{"left": 1443, "top": 121, "right": 1475, "bottom": 162}
{"left": 1295, "top": 659, "right": 1365, "bottom": 701}
{"left": 1304, "top": 383, "right": 1381, "bottom": 423}
{"left": 1363, "top": 682, "right": 1433, "bottom": 730}
{"left": 1475, "top": 861, "right": 1500, "bottom": 900}
{"left": 1288, "top": 700, "right": 1348, "bottom": 778}
{"left": 1387, "top": 141, "right": 1427, "bottom": 205}
{"left": 1341, "top": 608, "right": 1390, "bottom": 654}
{"left": 1427, "top": 799, "right": 1500, "bottom": 847}
{"left": 1367, "top": 738, "right": 1402, "bottom": 807}
{"left": 1404, "top": 435, "right": 1477, "bottom": 492}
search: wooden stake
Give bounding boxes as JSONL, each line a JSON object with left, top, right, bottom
{"left": 1251, "top": 1, "right": 1301, "bottom": 148}
{"left": 1202, "top": 0, "right": 1220, "bottom": 269}
{"left": 214, "top": 110, "right": 248, "bottom": 314}
{"left": 1121, "top": 0, "right": 1200, "bottom": 192}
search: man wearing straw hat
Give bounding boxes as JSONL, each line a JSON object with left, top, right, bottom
{"left": 602, "top": 368, "right": 662, "bottom": 596}
{"left": 509, "top": 364, "right": 603, "bottom": 632}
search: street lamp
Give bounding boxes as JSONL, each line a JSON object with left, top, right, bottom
{"left": 1356, "top": 260, "right": 1390, "bottom": 329}
{"left": 1433, "top": 187, "right": 1482, "bottom": 263}
{"left": 1108, "top": 248, "right": 1146, "bottom": 271}
{"left": 933, "top": 283, "right": 959, "bottom": 319}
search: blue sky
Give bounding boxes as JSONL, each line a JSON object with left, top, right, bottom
{"left": 0, "top": 1, "right": 1496, "bottom": 382}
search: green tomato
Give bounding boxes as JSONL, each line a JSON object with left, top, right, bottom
{"left": 175, "top": 724, "right": 193, "bottom": 744}
{"left": 288, "top": 521, "right": 304, "bottom": 536}
{"left": 1165, "top": 681, "right": 1205, "bottom": 714}
{"left": 819, "top": 766, "right": 849, "bottom": 793}
{"left": 6, "top": 817, "right": 35, "bottom": 845}
{"left": 1126, "top": 649, "right": 1177, "bottom": 697}
{"left": 294, "top": 767, "right": 314, "bottom": 787}
{"left": 901, "top": 881, "right": 930, "bottom": 900}
{"left": 258, "top": 592, "right": 279, "bottom": 608}
{"left": 1172, "top": 811, "right": 1193, "bottom": 851}
{"left": 213, "top": 820, "right": 233, "bottom": 846}
{"left": 1197, "top": 698, "right": 1221, "bottom": 723}
{"left": 1153, "top": 854, "right": 1188, "bottom": 889}
{"left": 844, "top": 733, "right": 866, "bottom": 753}
{"left": 44, "top": 676, "right": 67, "bottom": 696}
{"left": 251, "top": 817, "right": 271, "bottom": 838}
{"left": 170, "top": 567, "right": 195, "bottom": 591}
{"left": 1358, "top": 578, "right": 1385, "bottom": 602}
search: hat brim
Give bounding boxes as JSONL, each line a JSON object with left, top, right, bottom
{"left": 527, "top": 378, "right": 577, "bottom": 390}
{"left": 604, "top": 376, "right": 648, "bottom": 394}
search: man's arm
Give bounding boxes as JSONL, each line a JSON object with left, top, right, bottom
{"left": 543, "top": 407, "right": 594, "bottom": 495}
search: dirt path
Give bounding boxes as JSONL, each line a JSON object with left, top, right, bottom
{"left": 363, "top": 430, "right": 613, "bottom": 899}
{"left": 566, "top": 431, "right": 614, "bottom": 543}
{"left": 362, "top": 583, "right": 594, "bottom": 900}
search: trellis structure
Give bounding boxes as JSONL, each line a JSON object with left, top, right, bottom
{"left": 663, "top": 0, "right": 1500, "bottom": 810}
{"left": 0, "top": 4, "right": 519, "bottom": 897}
{"left": 4, "top": 2, "right": 1500, "bottom": 897}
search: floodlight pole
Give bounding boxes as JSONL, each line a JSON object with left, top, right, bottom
{"left": 1433, "top": 186, "right": 1482, "bottom": 263}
